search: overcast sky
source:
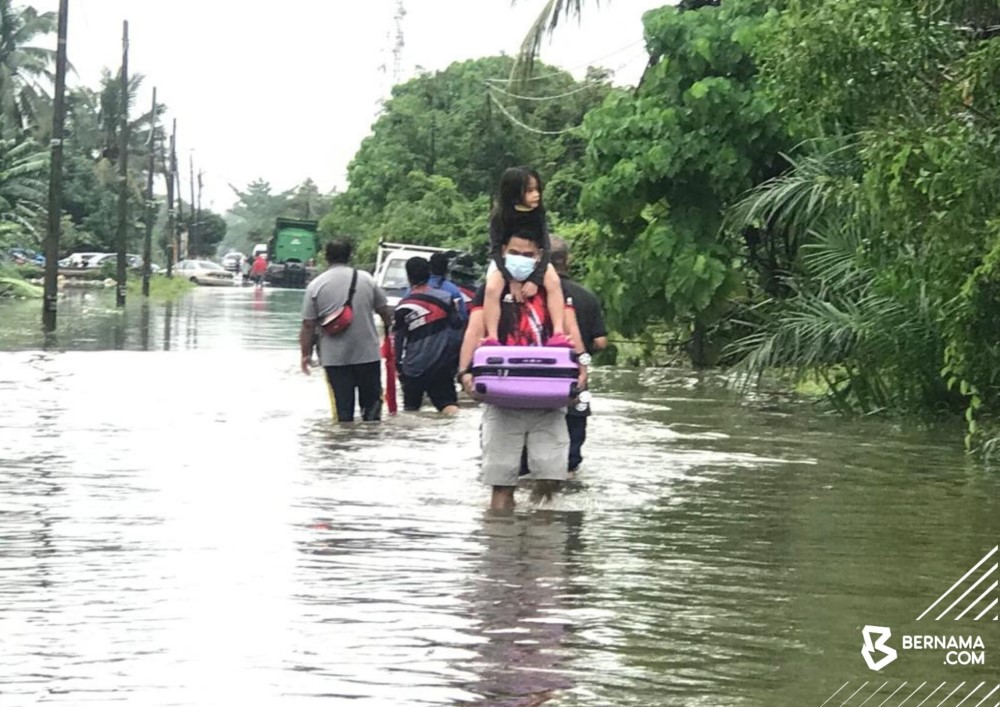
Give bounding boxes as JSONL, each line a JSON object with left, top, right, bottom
{"left": 30, "top": 0, "right": 662, "bottom": 212}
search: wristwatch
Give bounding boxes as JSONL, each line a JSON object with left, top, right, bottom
{"left": 578, "top": 353, "right": 592, "bottom": 367}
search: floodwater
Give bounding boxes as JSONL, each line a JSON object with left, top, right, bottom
{"left": 1, "top": 287, "right": 997, "bottom": 707}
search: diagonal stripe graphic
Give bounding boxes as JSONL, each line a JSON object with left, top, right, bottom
{"left": 937, "top": 567, "right": 997, "bottom": 620}
{"left": 935, "top": 683, "right": 966, "bottom": 707}
{"left": 955, "top": 684, "right": 985, "bottom": 707}
{"left": 897, "top": 682, "right": 927, "bottom": 707}
{"left": 955, "top": 580, "right": 999, "bottom": 620}
{"left": 914, "top": 683, "right": 947, "bottom": 707}
{"left": 841, "top": 683, "right": 871, "bottom": 707}
{"left": 918, "top": 546, "right": 998, "bottom": 620}
{"left": 821, "top": 682, "right": 851, "bottom": 707}
{"left": 972, "top": 685, "right": 999, "bottom": 707}
{"left": 973, "top": 597, "right": 998, "bottom": 622}
{"left": 858, "top": 682, "right": 889, "bottom": 707}
{"left": 876, "top": 682, "right": 907, "bottom": 707}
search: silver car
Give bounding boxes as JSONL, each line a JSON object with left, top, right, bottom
{"left": 175, "top": 259, "right": 234, "bottom": 286}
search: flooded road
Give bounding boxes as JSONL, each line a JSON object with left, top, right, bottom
{"left": 1, "top": 287, "right": 998, "bottom": 706}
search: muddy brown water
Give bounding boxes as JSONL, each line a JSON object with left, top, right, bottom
{"left": 1, "top": 287, "right": 997, "bottom": 706}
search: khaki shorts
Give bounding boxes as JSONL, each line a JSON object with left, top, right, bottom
{"left": 480, "top": 404, "right": 569, "bottom": 486}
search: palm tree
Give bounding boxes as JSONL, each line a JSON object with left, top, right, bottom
{"left": 512, "top": 0, "right": 720, "bottom": 80}
{"left": 0, "top": 0, "right": 56, "bottom": 131}
{"left": 95, "top": 68, "right": 166, "bottom": 167}
{"left": 0, "top": 115, "right": 48, "bottom": 248}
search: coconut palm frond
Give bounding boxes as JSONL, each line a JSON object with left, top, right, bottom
{"left": 725, "top": 281, "right": 930, "bottom": 411}
{"left": 0, "top": 0, "right": 57, "bottom": 130}
{"left": 0, "top": 115, "right": 48, "bottom": 230}
{"left": 800, "top": 217, "right": 880, "bottom": 297}
{"left": 510, "top": 0, "right": 590, "bottom": 84}
{"left": 727, "top": 145, "right": 862, "bottom": 237}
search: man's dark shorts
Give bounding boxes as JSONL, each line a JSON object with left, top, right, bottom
{"left": 402, "top": 367, "right": 458, "bottom": 412}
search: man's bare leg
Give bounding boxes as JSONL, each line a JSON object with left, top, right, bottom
{"left": 490, "top": 486, "right": 516, "bottom": 512}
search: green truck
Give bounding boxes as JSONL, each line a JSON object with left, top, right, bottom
{"left": 265, "top": 217, "right": 319, "bottom": 288}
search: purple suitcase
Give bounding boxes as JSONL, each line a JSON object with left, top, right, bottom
{"left": 471, "top": 345, "right": 579, "bottom": 409}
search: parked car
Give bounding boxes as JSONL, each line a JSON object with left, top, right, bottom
{"left": 64, "top": 252, "right": 103, "bottom": 268}
{"left": 174, "top": 259, "right": 233, "bottom": 286}
{"left": 8, "top": 248, "right": 45, "bottom": 266}
{"left": 221, "top": 252, "right": 244, "bottom": 272}
{"left": 85, "top": 253, "right": 149, "bottom": 270}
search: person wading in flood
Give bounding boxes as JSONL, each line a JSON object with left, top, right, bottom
{"left": 521, "top": 236, "right": 608, "bottom": 478}
{"left": 393, "top": 256, "right": 463, "bottom": 415}
{"left": 457, "top": 232, "right": 588, "bottom": 512}
{"left": 300, "top": 239, "right": 393, "bottom": 422}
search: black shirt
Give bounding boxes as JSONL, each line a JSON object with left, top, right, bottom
{"left": 559, "top": 275, "right": 607, "bottom": 354}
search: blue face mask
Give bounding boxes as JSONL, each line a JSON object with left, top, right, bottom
{"left": 504, "top": 253, "right": 537, "bottom": 282}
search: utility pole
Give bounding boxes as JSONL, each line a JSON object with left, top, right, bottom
{"left": 196, "top": 169, "right": 203, "bottom": 256}
{"left": 115, "top": 20, "right": 130, "bottom": 308}
{"left": 175, "top": 169, "right": 185, "bottom": 259}
{"left": 165, "top": 118, "right": 176, "bottom": 277}
{"left": 188, "top": 152, "right": 196, "bottom": 257}
{"left": 142, "top": 87, "right": 157, "bottom": 297}
{"left": 42, "top": 0, "right": 68, "bottom": 333}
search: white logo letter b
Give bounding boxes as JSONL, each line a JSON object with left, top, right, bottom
{"left": 861, "top": 625, "right": 898, "bottom": 671}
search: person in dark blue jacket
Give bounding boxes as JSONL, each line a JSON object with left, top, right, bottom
{"left": 393, "top": 257, "right": 463, "bottom": 414}
{"left": 428, "top": 252, "right": 468, "bottom": 323}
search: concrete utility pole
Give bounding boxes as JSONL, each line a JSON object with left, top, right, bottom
{"left": 42, "top": 0, "right": 68, "bottom": 332}
{"left": 115, "top": 20, "right": 130, "bottom": 308}
{"left": 188, "top": 153, "right": 196, "bottom": 256}
{"left": 142, "top": 87, "right": 157, "bottom": 297}
{"left": 196, "top": 169, "right": 203, "bottom": 255}
{"left": 165, "top": 118, "right": 176, "bottom": 277}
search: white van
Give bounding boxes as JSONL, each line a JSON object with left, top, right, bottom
{"left": 373, "top": 241, "right": 452, "bottom": 308}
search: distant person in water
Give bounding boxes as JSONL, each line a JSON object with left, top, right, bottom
{"left": 250, "top": 253, "right": 267, "bottom": 288}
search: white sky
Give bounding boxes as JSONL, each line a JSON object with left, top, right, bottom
{"left": 30, "top": 0, "right": 662, "bottom": 212}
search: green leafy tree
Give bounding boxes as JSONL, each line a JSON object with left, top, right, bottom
{"left": 328, "top": 55, "right": 611, "bottom": 263}
{"left": 179, "top": 204, "right": 226, "bottom": 257}
{"left": 576, "top": 0, "right": 789, "bottom": 362}
{"left": 223, "top": 178, "right": 335, "bottom": 254}
{"left": 725, "top": 0, "right": 1000, "bottom": 443}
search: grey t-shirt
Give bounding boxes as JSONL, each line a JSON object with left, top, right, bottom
{"left": 302, "top": 265, "right": 388, "bottom": 366}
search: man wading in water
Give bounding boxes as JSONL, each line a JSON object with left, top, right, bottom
{"left": 457, "top": 232, "right": 588, "bottom": 512}
{"left": 300, "top": 239, "right": 393, "bottom": 422}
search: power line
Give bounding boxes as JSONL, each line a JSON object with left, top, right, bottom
{"left": 485, "top": 49, "right": 648, "bottom": 103}
{"left": 487, "top": 92, "right": 582, "bottom": 136}
{"left": 487, "top": 82, "right": 600, "bottom": 102}
{"left": 485, "top": 48, "right": 649, "bottom": 135}
{"left": 486, "top": 39, "right": 646, "bottom": 84}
